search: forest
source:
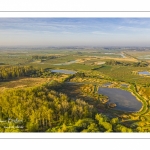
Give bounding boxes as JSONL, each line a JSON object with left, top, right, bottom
{"left": 0, "top": 66, "right": 36, "bottom": 80}
{"left": 105, "top": 60, "right": 149, "bottom": 67}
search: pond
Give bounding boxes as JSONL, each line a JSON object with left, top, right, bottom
{"left": 138, "top": 71, "right": 150, "bottom": 75}
{"left": 104, "top": 53, "right": 115, "bottom": 54}
{"left": 120, "top": 53, "right": 126, "bottom": 58}
{"left": 53, "top": 60, "right": 77, "bottom": 65}
{"left": 51, "top": 69, "right": 77, "bottom": 74}
{"left": 102, "top": 82, "right": 112, "bottom": 87}
{"left": 98, "top": 88, "right": 142, "bottom": 112}
{"left": 121, "top": 84, "right": 128, "bottom": 87}
{"left": 138, "top": 55, "right": 150, "bottom": 59}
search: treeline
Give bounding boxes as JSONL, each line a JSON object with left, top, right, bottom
{"left": 32, "top": 55, "right": 58, "bottom": 60}
{"left": 105, "top": 60, "right": 149, "bottom": 67}
{"left": 0, "top": 66, "right": 57, "bottom": 81}
{"left": 0, "top": 66, "right": 37, "bottom": 80}
{"left": 0, "top": 63, "right": 6, "bottom": 65}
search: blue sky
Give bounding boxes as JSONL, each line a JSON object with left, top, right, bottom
{"left": 0, "top": 18, "right": 150, "bottom": 47}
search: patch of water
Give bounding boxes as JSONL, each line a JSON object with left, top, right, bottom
{"left": 98, "top": 87, "right": 142, "bottom": 112}
{"left": 51, "top": 69, "right": 77, "bottom": 74}
{"left": 138, "top": 71, "right": 150, "bottom": 75}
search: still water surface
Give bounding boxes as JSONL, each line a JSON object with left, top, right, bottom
{"left": 138, "top": 71, "right": 150, "bottom": 75}
{"left": 98, "top": 88, "right": 142, "bottom": 112}
{"left": 51, "top": 69, "right": 77, "bottom": 74}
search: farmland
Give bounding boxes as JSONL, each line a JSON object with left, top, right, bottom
{"left": 0, "top": 47, "right": 150, "bottom": 132}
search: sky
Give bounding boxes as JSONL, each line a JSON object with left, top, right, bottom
{"left": 0, "top": 18, "right": 150, "bottom": 47}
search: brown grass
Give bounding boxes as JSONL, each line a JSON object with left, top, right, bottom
{"left": 100, "top": 57, "right": 138, "bottom": 62}
{"left": 0, "top": 74, "right": 68, "bottom": 91}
